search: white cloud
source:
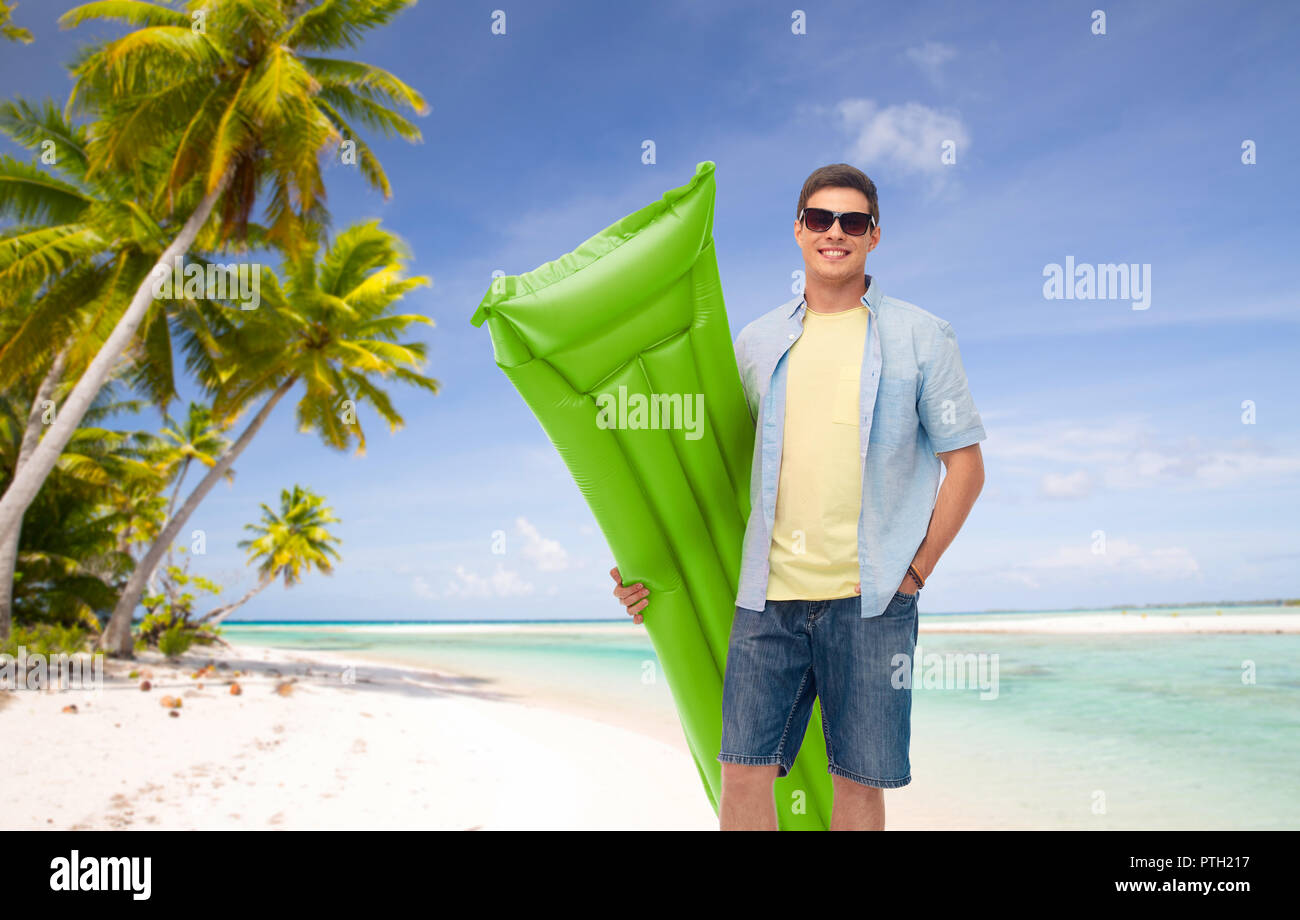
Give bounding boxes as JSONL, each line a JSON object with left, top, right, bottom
{"left": 405, "top": 519, "right": 572, "bottom": 602}
{"left": 515, "top": 516, "right": 570, "bottom": 571}
{"left": 905, "top": 41, "right": 956, "bottom": 85}
{"left": 1001, "top": 570, "right": 1041, "bottom": 589}
{"left": 985, "top": 418, "right": 1300, "bottom": 492}
{"left": 1027, "top": 538, "right": 1201, "bottom": 581}
{"left": 835, "top": 98, "right": 970, "bottom": 178}
{"left": 444, "top": 563, "right": 535, "bottom": 598}
{"left": 1038, "top": 470, "right": 1092, "bottom": 499}
{"left": 955, "top": 537, "right": 1202, "bottom": 587}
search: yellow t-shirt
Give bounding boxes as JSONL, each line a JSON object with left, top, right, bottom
{"left": 766, "top": 303, "right": 869, "bottom": 600}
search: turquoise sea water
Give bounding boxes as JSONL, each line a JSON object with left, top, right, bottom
{"left": 220, "top": 606, "right": 1300, "bottom": 829}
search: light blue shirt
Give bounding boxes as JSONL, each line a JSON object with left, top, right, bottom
{"left": 732, "top": 274, "right": 987, "bottom": 618}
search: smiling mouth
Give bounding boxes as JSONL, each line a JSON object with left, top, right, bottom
{"left": 818, "top": 248, "right": 849, "bottom": 260}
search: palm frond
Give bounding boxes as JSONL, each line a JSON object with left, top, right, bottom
{"left": 59, "top": 1, "right": 190, "bottom": 30}
{"left": 0, "top": 156, "right": 93, "bottom": 226}
{"left": 390, "top": 365, "right": 440, "bottom": 395}
{"left": 313, "top": 97, "right": 392, "bottom": 198}
{"left": 86, "top": 73, "right": 221, "bottom": 179}
{"left": 68, "top": 25, "right": 225, "bottom": 111}
{"left": 316, "top": 219, "right": 404, "bottom": 295}
{"left": 0, "top": 97, "right": 91, "bottom": 177}
{"left": 244, "top": 43, "right": 319, "bottom": 123}
{"left": 281, "top": 0, "right": 416, "bottom": 52}
{"left": 0, "top": 261, "right": 111, "bottom": 387}
{"left": 297, "top": 55, "right": 428, "bottom": 115}
{"left": 0, "top": 224, "right": 105, "bottom": 296}
{"left": 345, "top": 368, "right": 402, "bottom": 431}
{"left": 126, "top": 300, "right": 177, "bottom": 407}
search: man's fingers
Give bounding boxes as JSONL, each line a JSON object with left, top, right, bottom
{"left": 613, "top": 582, "right": 642, "bottom": 598}
{"left": 611, "top": 567, "right": 648, "bottom": 618}
{"left": 613, "top": 582, "right": 647, "bottom": 602}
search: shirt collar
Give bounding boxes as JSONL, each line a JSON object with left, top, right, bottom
{"left": 789, "top": 273, "right": 879, "bottom": 318}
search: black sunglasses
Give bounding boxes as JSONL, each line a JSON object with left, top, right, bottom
{"left": 799, "top": 207, "right": 876, "bottom": 236}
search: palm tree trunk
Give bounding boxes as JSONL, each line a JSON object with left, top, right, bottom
{"left": 164, "top": 459, "right": 191, "bottom": 528}
{"left": 0, "top": 340, "right": 71, "bottom": 640}
{"left": 99, "top": 377, "right": 296, "bottom": 657}
{"left": 198, "top": 573, "right": 273, "bottom": 626}
{"left": 153, "top": 457, "right": 191, "bottom": 589}
{"left": 0, "top": 174, "right": 230, "bottom": 544}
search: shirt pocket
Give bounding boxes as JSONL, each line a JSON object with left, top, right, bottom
{"left": 832, "top": 365, "right": 859, "bottom": 426}
{"left": 869, "top": 375, "right": 919, "bottom": 447}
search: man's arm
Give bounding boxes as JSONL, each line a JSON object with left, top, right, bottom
{"left": 734, "top": 331, "right": 756, "bottom": 425}
{"left": 901, "top": 319, "right": 986, "bottom": 592}
{"left": 900, "top": 443, "right": 984, "bottom": 591}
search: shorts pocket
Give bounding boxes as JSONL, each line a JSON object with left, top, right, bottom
{"left": 832, "top": 366, "right": 860, "bottom": 426}
{"left": 888, "top": 590, "right": 918, "bottom": 612}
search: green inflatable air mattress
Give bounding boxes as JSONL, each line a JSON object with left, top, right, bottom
{"left": 471, "top": 161, "right": 834, "bottom": 829}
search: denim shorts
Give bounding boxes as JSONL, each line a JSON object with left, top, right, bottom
{"left": 717, "top": 590, "right": 918, "bottom": 788}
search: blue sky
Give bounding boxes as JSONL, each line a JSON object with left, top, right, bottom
{"left": 2, "top": 0, "right": 1297, "bottom": 620}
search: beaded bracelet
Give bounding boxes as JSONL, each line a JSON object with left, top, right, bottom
{"left": 907, "top": 564, "right": 925, "bottom": 590}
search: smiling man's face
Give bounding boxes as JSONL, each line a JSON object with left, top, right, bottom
{"left": 794, "top": 186, "right": 881, "bottom": 287}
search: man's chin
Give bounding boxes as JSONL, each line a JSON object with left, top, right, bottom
{"left": 807, "top": 261, "right": 865, "bottom": 281}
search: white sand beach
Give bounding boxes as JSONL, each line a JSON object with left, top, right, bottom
{"left": 1, "top": 641, "right": 716, "bottom": 831}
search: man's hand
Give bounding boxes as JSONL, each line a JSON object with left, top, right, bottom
{"left": 896, "top": 562, "right": 930, "bottom": 595}
{"left": 611, "top": 567, "right": 648, "bottom": 625}
{"left": 857, "top": 569, "right": 927, "bottom": 597}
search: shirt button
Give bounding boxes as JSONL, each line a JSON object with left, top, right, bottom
{"left": 788, "top": 333, "right": 795, "bottom": 339}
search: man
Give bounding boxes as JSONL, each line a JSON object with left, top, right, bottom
{"left": 612, "top": 163, "right": 986, "bottom": 830}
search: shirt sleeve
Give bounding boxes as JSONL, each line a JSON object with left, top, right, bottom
{"left": 734, "top": 331, "right": 757, "bottom": 425}
{"left": 918, "top": 321, "right": 986, "bottom": 454}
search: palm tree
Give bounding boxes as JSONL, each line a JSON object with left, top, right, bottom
{"left": 99, "top": 220, "right": 437, "bottom": 655}
{"left": 0, "top": 0, "right": 427, "bottom": 555}
{"left": 0, "top": 288, "right": 68, "bottom": 639}
{"left": 0, "top": 97, "right": 223, "bottom": 638}
{"left": 0, "top": 1, "right": 32, "bottom": 43}
{"left": 0, "top": 382, "right": 162, "bottom": 629}
{"left": 152, "top": 401, "right": 233, "bottom": 558}
{"left": 123, "top": 401, "right": 234, "bottom": 605}
{"left": 199, "top": 484, "right": 341, "bottom": 625}
{"left": 0, "top": 97, "right": 254, "bottom": 397}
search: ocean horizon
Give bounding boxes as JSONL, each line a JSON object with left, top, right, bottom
{"left": 211, "top": 599, "right": 1298, "bottom": 626}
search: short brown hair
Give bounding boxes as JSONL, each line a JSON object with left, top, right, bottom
{"left": 796, "top": 163, "right": 879, "bottom": 228}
